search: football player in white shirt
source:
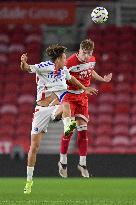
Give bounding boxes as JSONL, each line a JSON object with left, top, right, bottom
{"left": 20, "top": 44, "right": 98, "bottom": 194}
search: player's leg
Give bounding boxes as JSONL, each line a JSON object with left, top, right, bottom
{"left": 75, "top": 94, "right": 90, "bottom": 178}
{"left": 58, "top": 100, "right": 76, "bottom": 178}
{"left": 58, "top": 131, "right": 73, "bottom": 178}
{"left": 76, "top": 117, "right": 89, "bottom": 178}
{"left": 51, "top": 103, "right": 76, "bottom": 178}
{"left": 24, "top": 132, "right": 44, "bottom": 194}
{"left": 62, "top": 102, "right": 76, "bottom": 136}
{"left": 51, "top": 103, "right": 63, "bottom": 121}
{"left": 51, "top": 102, "right": 76, "bottom": 136}
{"left": 24, "top": 105, "right": 54, "bottom": 193}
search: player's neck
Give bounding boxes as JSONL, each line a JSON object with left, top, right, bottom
{"left": 76, "top": 53, "right": 86, "bottom": 63}
{"left": 54, "top": 63, "right": 61, "bottom": 71}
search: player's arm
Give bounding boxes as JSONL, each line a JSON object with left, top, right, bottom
{"left": 20, "top": 53, "right": 43, "bottom": 74}
{"left": 64, "top": 67, "right": 98, "bottom": 95}
{"left": 69, "top": 76, "right": 98, "bottom": 95}
{"left": 92, "top": 70, "right": 112, "bottom": 82}
{"left": 20, "top": 53, "right": 31, "bottom": 72}
{"left": 69, "top": 75, "right": 86, "bottom": 90}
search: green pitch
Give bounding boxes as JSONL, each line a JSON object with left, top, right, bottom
{"left": 0, "top": 178, "right": 136, "bottom": 205}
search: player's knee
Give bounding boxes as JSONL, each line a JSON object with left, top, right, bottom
{"left": 76, "top": 118, "right": 87, "bottom": 126}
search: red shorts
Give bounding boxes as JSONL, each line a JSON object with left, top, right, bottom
{"left": 62, "top": 92, "right": 89, "bottom": 122}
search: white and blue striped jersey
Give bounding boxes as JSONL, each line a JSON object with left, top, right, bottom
{"left": 29, "top": 60, "right": 71, "bottom": 102}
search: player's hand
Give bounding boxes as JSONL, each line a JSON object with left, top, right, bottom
{"left": 85, "top": 87, "right": 98, "bottom": 95}
{"left": 21, "top": 53, "right": 28, "bottom": 63}
{"left": 104, "top": 73, "right": 112, "bottom": 82}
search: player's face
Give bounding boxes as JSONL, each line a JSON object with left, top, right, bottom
{"left": 78, "top": 49, "right": 93, "bottom": 62}
{"left": 58, "top": 53, "right": 67, "bottom": 68}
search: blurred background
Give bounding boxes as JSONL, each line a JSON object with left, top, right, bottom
{"left": 0, "top": 0, "right": 136, "bottom": 177}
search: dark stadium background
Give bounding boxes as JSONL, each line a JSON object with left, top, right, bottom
{"left": 0, "top": 0, "right": 136, "bottom": 177}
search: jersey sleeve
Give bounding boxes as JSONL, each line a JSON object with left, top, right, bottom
{"left": 29, "top": 62, "right": 46, "bottom": 73}
{"left": 29, "top": 61, "right": 54, "bottom": 74}
{"left": 29, "top": 65, "right": 37, "bottom": 73}
{"left": 63, "top": 66, "right": 71, "bottom": 80}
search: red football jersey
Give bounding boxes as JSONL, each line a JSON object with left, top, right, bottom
{"left": 66, "top": 53, "right": 96, "bottom": 92}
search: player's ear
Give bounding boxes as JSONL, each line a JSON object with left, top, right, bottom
{"left": 56, "top": 57, "right": 59, "bottom": 63}
{"left": 55, "top": 57, "right": 60, "bottom": 65}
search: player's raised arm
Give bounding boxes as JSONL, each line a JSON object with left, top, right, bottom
{"left": 20, "top": 53, "right": 31, "bottom": 72}
{"left": 69, "top": 76, "right": 98, "bottom": 95}
{"left": 20, "top": 53, "right": 46, "bottom": 73}
{"left": 92, "top": 70, "right": 112, "bottom": 82}
{"left": 63, "top": 67, "right": 98, "bottom": 95}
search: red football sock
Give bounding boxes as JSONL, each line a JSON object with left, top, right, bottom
{"left": 60, "top": 132, "right": 73, "bottom": 154}
{"left": 77, "top": 125, "right": 88, "bottom": 156}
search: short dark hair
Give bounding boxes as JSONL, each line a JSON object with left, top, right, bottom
{"left": 46, "top": 44, "right": 67, "bottom": 62}
{"left": 80, "top": 39, "right": 94, "bottom": 51}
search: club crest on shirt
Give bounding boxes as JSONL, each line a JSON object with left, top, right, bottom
{"left": 34, "top": 127, "right": 39, "bottom": 132}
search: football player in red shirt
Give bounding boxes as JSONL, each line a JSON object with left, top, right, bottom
{"left": 58, "top": 39, "right": 112, "bottom": 178}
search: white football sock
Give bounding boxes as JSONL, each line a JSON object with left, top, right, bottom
{"left": 62, "top": 117, "right": 71, "bottom": 132}
{"left": 27, "top": 166, "right": 34, "bottom": 181}
{"left": 60, "top": 153, "right": 67, "bottom": 164}
{"left": 51, "top": 108, "right": 57, "bottom": 120}
{"left": 79, "top": 156, "right": 86, "bottom": 166}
